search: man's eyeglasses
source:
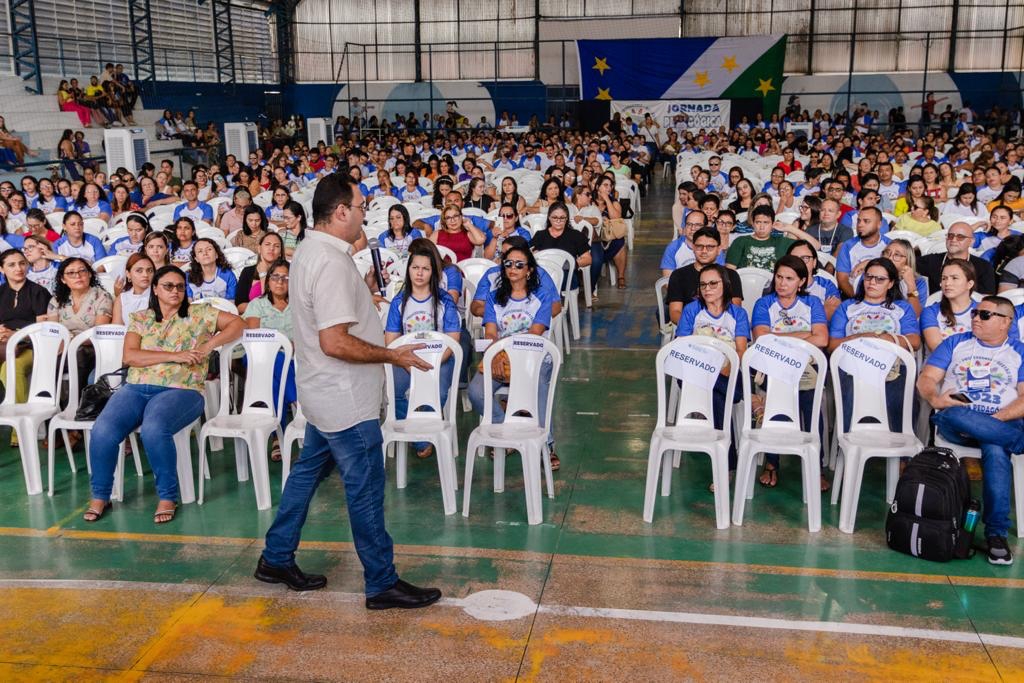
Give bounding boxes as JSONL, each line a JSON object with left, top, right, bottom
{"left": 684, "top": 221, "right": 705, "bottom": 229}
{"left": 502, "top": 259, "right": 528, "bottom": 270}
{"left": 500, "top": 213, "right": 515, "bottom": 219}
{"left": 972, "top": 309, "right": 1010, "bottom": 321}
{"left": 693, "top": 243, "right": 717, "bottom": 251}
{"left": 346, "top": 203, "right": 366, "bottom": 212}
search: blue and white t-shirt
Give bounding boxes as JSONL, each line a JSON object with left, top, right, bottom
{"left": 26, "top": 261, "right": 58, "bottom": 293}
{"left": 394, "top": 185, "right": 429, "bottom": 201}
{"left": 659, "top": 237, "right": 725, "bottom": 270}
{"left": 927, "top": 332, "right": 1024, "bottom": 414}
{"left": 109, "top": 235, "right": 144, "bottom": 256}
{"left": 807, "top": 274, "right": 841, "bottom": 304}
{"left": 483, "top": 226, "right": 531, "bottom": 247}
{"left": 483, "top": 288, "right": 553, "bottom": 338}
{"left": 472, "top": 265, "right": 560, "bottom": 308}
{"left": 265, "top": 205, "right": 287, "bottom": 223}
{"left": 921, "top": 300, "right": 976, "bottom": 340}
{"left": 53, "top": 233, "right": 107, "bottom": 263}
{"left": 380, "top": 229, "right": 424, "bottom": 257}
{"left": 187, "top": 268, "right": 237, "bottom": 300}
{"left": 829, "top": 299, "right": 920, "bottom": 339}
{"left": 751, "top": 292, "right": 827, "bottom": 333}
{"left": 31, "top": 195, "right": 65, "bottom": 213}
{"left": 73, "top": 201, "right": 112, "bottom": 220}
{"left": 835, "top": 235, "right": 891, "bottom": 275}
{"left": 676, "top": 301, "right": 750, "bottom": 345}
{"left": 173, "top": 202, "right": 214, "bottom": 223}
{"left": 171, "top": 242, "right": 195, "bottom": 263}
{"left": 385, "top": 290, "right": 460, "bottom": 335}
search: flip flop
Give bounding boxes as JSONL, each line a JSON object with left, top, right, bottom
{"left": 83, "top": 502, "right": 111, "bottom": 522}
{"left": 549, "top": 451, "right": 560, "bottom": 471}
{"left": 154, "top": 504, "right": 178, "bottom": 524}
{"left": 416, "top": 445, "right": 434, "bottom": 459}
{"left": 759, "top": 465, "right": 778, "bottom": 488}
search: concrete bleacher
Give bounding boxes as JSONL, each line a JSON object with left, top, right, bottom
{"left": 0, "top": 75, "right": 184, "bottom": 177}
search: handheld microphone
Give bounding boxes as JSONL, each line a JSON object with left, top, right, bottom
{"left": 367, "top": 237, "right": 386, "bottom": 295}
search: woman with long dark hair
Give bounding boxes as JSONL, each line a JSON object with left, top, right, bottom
{"left": 235, "top": 231, "right": 283, "bottom": 312}
{"left": 232, "top": 205, "right": 270, "bottom": 253}
{"left": 381, "top": 204, "right": 424, "bottom": 256}
{"left": 84, "top": 265, "right": 243, "bottom": 524}
{"left": 279, "top": 200, "right": 307, "bottom": 259}
{"left": 499, "top": 176, "right": 526, "bottom": 215}
{"left": 921, "top": 258, "right": 977, "bottom": 352}
{"left": 384, "top": 239, "right": 461, "bottom": 459}
{"left": 187, "top": 238, "right": 236, "bottom": 300}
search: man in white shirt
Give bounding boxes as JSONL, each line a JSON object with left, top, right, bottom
{"left": 257, "top": 175, "right": 442, "bottom": 609}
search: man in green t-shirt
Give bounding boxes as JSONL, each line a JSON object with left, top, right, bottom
{"left": 725, "top": 205, "right": 793, "bottom": 272}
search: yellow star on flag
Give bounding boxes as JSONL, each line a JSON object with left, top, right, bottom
{"left": 722, "top": 55, "right": 739, "bottom": 73}
{"left": 592, "top": 57, "right": 610, "bottom": 76}
{"left": 595, "top": 87, "right": 612, "bottom": 101}
{"left": 693, "top": 71, "right": 711, "bottom": 88}
{"left": 755, "top": 77, "right": 776, "bottom": 97}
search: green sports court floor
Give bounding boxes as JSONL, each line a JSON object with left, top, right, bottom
{"left": 1, "top": 183, "right": 1022, "bottom": 681}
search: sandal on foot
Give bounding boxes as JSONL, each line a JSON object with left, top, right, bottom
{"left": 549, "top": 451, "right": 560, "bottom": 471}
{"left": 154, "top": 504, "right": 178, "bottom": 524}
{"left": 759, "top": 465, "right": 778, "bottom": 488}
{"left": 820, "top": 475, "right": 831, "bottom": 493}
{"left": 83, "top": 502, "right": 111, "bottom": 522}
{"left": 270, "top": 441, "right": 282, "bottom": 462}
{"left": 416, "top": 445, "right": 434, "bottom": 459}
{"left": 616, "top": 276, "right": 626, "bottom": 290}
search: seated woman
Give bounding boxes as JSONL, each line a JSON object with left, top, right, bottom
{"left": 464, "top": 178, "right": 494, "bottom": 213}
{"left": 921, "top": 258, "right": 977, "bottom": 353}
{"left": 231, "top": 205, "right": 270, "bottom": 253}
{"left": 380, "top": 204, "right": 423, "bottom": 257}
{"left": 169, "top": 217, "right": 197, "bottom": 267}
{"left": 71, "top": 182, "right": 112, "bottom": 224}
{"left": 187, "top": 238, "right": 237, "bottom": 301}
{"left": 429, "top": 203, "right": 485, "bottom": 262}
{"left": 109, "top": 185, "right": 139, "bottom": 221}
{"left": 235, "top": 232, "right": 284, "bottom": 313}
{"left": 112, "top": 253, "right": 154, "bottom": 325}
{"left": 33, "top": 178, "right": 66, "bottom": 214}
{"left": 142, "top": 231, "right": 171, "bottom": 271}
{"left": 892, "top": 196, "right": 942, "bottom": 237}
{"left": 786, "top": 240, "right": 841, "bottom": 321}
{"left": 498, "top": 177, "right": 527, "bottom": 215}
{"left": 468, "top": 243, "right": 559, "bottom": 469}
{"left": 23, "top": 235, "right": 60, "bottom": 293}
{"left": 84, "top": 265, "right": 243, "bottom": 524}
{"left": 828, "top": 256, "right": 920, "bottom": 435}
{"left": 109, "top": 213, "right": 150, "bottom": 257}
{"left": 368, "top": 169, "right": 395, "bottom": 200}
{"left": 265, "top": 186, "right": 292, "bottom": 228}
{"left": 46, "top": 257, "right": 113, "bottom": 387}
{"left": 384, "top": 240, "right": 461, "bottom": 459}
{"left": 394, "top": 170, "right": 429, "bottom": 202}
{"left": 750, "top": 255, "right": 829, "bottom": 489}
{"left": 675, "top": 262, "right": 749, "bottom": 486}
{"left": 242, "top": 259, "right": 294, "bottom": 461}
{"left": 278, "top": 200, "right": 306, "bottom": 259}
{"left": 484, "top": 203, "right": 531, "bottom": 261}
{"left": 57, "top": 79, "right": 92, "bottom": 127}
{"left": 591, "top": 174, "right": 627, "bottom": 290}
{"left": 523, "top": 178, "right": 564, "bottom": 215}
{"left": 0, "top": 249, "right": 53, "bottom": 410}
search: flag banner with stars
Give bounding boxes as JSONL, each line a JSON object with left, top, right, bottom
{"left": 577, "top": 34, "right": 786, "bottom": 113}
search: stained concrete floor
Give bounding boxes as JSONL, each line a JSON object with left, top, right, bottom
{"left": 1, "top": 179, "right": 1022, "bottom": 681}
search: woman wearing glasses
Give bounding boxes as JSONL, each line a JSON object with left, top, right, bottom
{"left": 428, "top": 203, "right": 485, "bottom": 262}
{"left": 84, "top": 265, "right": 243, "bottom": 524}
{"left": 468, "top": 243, "right": 559, "bottom": 469}
{"left": 484, "top": 203, "right": 531, "bottom": 261}
{"left": 828, "top": 257, "right": 921, "bottom": 448}
{"left": 921, "top": 259, "right": 977, "bottom": 353}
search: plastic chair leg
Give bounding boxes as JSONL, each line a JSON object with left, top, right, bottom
{"left": 493, "top": 448, "right": 506, "bottom": 492}
{"left": 197, "top": 435, "right": 209, "bottom": 505}
{"left": 709, "top": 447, "right": 731, "bottom": 530}
{"left": 111, "top": 443, "right": 125, "bottom": 502}
{"left": 435, "top": 439, "right": 456, "bottom": 515}
{"left": 17, "top": 420, "right": 43, "bottom": 495}
{"left": 396, "top": 442, "right": 408, "bottom": 489}
{"left": 522, "top": 444, "right": 543, "bottom": 525}
{"left": 174, "top": 424, "right": 196, "bottom": 505}
{"left": 886, "top": 458, "right": 899, "bottom": 503}
{"left": 568, "top": 294, "right": 581, "bottom": 341}
{"left": 660, "top": 445, "right": 673, "bottom": 497}
{"left": 462, "top": 437, "right": 481, "bottom": 517}
{"left": 1014, "top": 454, "right": 1024, "bottom": 539}
{"left": 247, "top": 436, "right": 272, "bottom": 511}
{"left": 233, "top": 437, "right": 250, "bottom": 481}
{"left": 732, "top": 443, "right": 756, "bottom": 526}
{"left": 204, "top": 380, "right": 223, "bottom": 452}
{"left": 581, "top": 266, "right": 593, "bottom": 308}
{"left": 542, "top": 443, "right": 554, "bottom": 499}
{"left": 46, "top": 422, "right": 59, "bottom": 496}
{"left": 805, "top": 449, "right": 822, "bottom": 533}
{"left": 642, "top": 440, "right": 663, "bottom": 523}
{"left": 831, "top": 450, "right": 845, "bottom": 506}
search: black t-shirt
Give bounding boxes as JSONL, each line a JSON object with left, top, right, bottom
{"left": 0, "top": 281, "right": 52, "bottom": 330}
{"left": 465, "top": 195, "right": 493, "bottom": 213}
{"left": 666, "top": 264, "right": 743, "bottom": 309}
{"left": 917, "top": 253, "right": 996, "bottom": 295}
{"left": 531, "top": 228, "right": 590, "bottom": 289}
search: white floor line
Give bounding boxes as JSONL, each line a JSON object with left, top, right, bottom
{"left": 4, "top": 579, "right": 1022, "bottom": 650}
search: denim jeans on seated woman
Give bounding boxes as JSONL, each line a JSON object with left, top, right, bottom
{"left": 392, "top": 355, "right": 454, "bottom": 452}
{"left": 88, "top": 383, "right": 205, "bottom": 502}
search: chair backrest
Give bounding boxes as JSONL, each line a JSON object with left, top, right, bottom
{"left": 192, "top": 297, "right": 239, "bottom": 315}
{"left": 435, "top": 244, "right": 458, "bottom": 265}
{"left": 63, "top": 325, "right": 127, "bottom": 411}
{"left": 535, "top": 249, "right": 574, "bottom": 295}
{"left": 369, "top": 195, "right": 399, "bottom": 213}
{"left": 539, "top": 261, "right": 565, "bottom": 303}
{"left": 83, "top": 218, "right": 107, "bottom": 238}
{"left": 1004, "top": 288, "right": 1024, "bottom": 306}
{"left": 93, "top": 254, "right": 128, "bottom": 275}
{"left": 46, "top": 211, "right": 66, "bottom": 231}
{"left": 217, "top": 329, "right": 292, "bottom": 419}
{"left": 3, "top": 322, "right": 70, "bottom": 407}
{"left": 737, "top": 267, "right": 772, "bottom": 318}
{"left": 739, "top": 334, "right": 827, "bottom": 437}
{"left": 655, "top": 336, "right": 739, "bottom": 431}
{"left": 654, "top": 275, "right": 671, "bottom": 330}
{"left": 224, "top": 246, "right": 258, "bottom": 273}
{"left": 479, "top": 334, "right": 561, "bottom": 429}
{"left": 383, "top": 332, "right": 462, "bottom": 426}
{"left": 831, "top": 338, "right": 917, "bottom": 436}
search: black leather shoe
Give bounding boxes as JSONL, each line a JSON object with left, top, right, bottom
{"left": 254, "top": 556, "right": 327, "bottom": 591}
{"left": 365, "top": 579, "right": 442, "bottom": 610}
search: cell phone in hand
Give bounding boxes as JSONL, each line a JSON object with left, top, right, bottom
{"left": 950, "top": 392, "right": 972, "bottom": 404}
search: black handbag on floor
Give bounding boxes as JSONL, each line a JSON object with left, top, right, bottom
{"left": 885, "top": 447, "right": 975, "bottom": 562}
{"left": 75, "top": 368, "right": 128, "bottom": 421}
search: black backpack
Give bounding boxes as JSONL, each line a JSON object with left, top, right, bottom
{"left": 885, "top": 447, "right": 974, "bottom": 561}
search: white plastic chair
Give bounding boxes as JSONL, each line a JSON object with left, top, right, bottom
{"left": 280, "top": 403, "right": 306, "bottom": 491}
{"left": 197, "top": 329, "right": 292, "bottom": 511}
{"left": 83, "top": 218, "right": 108, "bottom": 238}
{"left": 46, "top": 326, "right": 140, "bottom": 496}
{"left": 0, "top": 322, "right": 70, "bottom": 496}
{"left": 435, "top": 244, "right": 458, "bottom": 264}
{"left": 1002, "top": 288, "right": 1024, "bottom": 305}
{"left": 830, "top": 339, "right": 922, "bottom": 533}
{"left": 46, "top": 211, "right": 66, "bottom": 232}
{"left": 462, "top": 334, "right": 562, "bottom": 525}
{"left": 643, "top": 337, "right": 739, "bottom": 529}
{"left": 381, "top": 333, "right": 463, "bottom": 515}
{"left": 538, "top": 260, "right": 570, "bottom": 355}
{"left": 536, "top": 249, "right": 580, "bottom": 342}
{"left": 93, "top": 254, "right": 128, "bottom": 276}
{"left": 737, "top": 267, "right": 772, "bottom": 320}
{"left": 654, "top": 276, "right": 675, "bottom": 346}
{"left": 732, "top": 335, "right": 828, "bottom": 532}
{"left": 369, "top": 195, "right": 399, "bottom": 213}
{"left": 223, "top": 246, "right": 258, "bottom": 276}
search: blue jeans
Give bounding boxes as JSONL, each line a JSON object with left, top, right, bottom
{"left": 469, "top": 358, "right": 553, "bottom": 443}
{"left": 710, "top": 373, "right": 742, "bottom": 470}
{"left": 591, "top": 238, "right": 626, "bottom": 285}
{"left": 932, "top": 406, "right": 1024, "bottom": 538}
{"left": 764, "top": 387, "right": 821, "bottom": 469}
{"left": 243, "top": 351, "right": 296, "bottom": 428}
{"left": 89, "top": 383, "right": 205, "bottom": 502}
{"left": 262, "top": 419, "right": 398, "bottom": 596}
{"left": 393, "top": 356, "right": 454, "bottom": 451}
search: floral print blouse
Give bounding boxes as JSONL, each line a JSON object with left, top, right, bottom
{"left": 126, "top": 305, "right": 220, "bottom": 392}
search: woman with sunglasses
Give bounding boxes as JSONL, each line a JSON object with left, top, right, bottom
{"left": 828, "top": 256, "right": 921, "bottom": 454}
{"left": 921, "top": 259, "right": 977, "bottom": 353}
{"left": 428, "top": 203, "right": 485, "bottom": 263}
{"left": 484, "top": 203, "right": 531, "bottom": 261}
{"left": 84, "top": 265, "right": 243, "bottom": 524}
{"left": 384, "top": 239, "right": 461, "bottom": 460}
{"left": 676, "top": 262, "right": 749, "bottom": 486}
{"left": 750, "top": 255, "right": 829, "bottom": 489}
{"left": 893, "top": 196, "right": 941, "bottom": 237}
{"left": 469, "top": 243, "right": 559, "bottom": 469}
